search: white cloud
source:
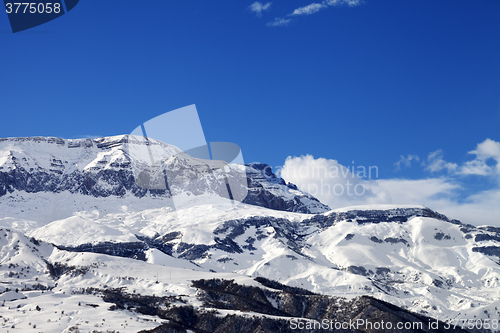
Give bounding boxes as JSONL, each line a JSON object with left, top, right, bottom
{"left": 395, "top": 154, "right": 420, "bottom": 171}
{"left": 459, "top": 159, "right": 493, "bottom": 176}
{"left": 424, "top": 150, "right": 458, "bottom": 173}
{"left": 430, "top": 188, "right": 500, "bottom": 227}
{"left": 267, "top": 17, "right": 292, "bottom": 27}
{"left": 370, "top": 178, "right": 460, "bottom": 206}
{"left": 249, "top": 2, "right": 272, "bottom": 17}
{"left": 266, "top": 0, "right": 361, "bottom": 27}
{"left": 459, "top": 138, "right": 500, "bottom": 177}
{"left": 291, "top": 3, "right": 326, "bottom": 16}
{"left": 366, "top": 178, "right": 500, "bottom": 227}
{"left": 290, "top": 0, "right": 361, "bottom": 17}
{"left": 470, "top": 138, "right": 500, "bottom": 160}
{"left": 423, "top": 139, "right": 500, "bottom": 178}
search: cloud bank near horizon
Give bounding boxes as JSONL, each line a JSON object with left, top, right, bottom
{"left": 279, "top": 138, "right": 500, "bottom": 226}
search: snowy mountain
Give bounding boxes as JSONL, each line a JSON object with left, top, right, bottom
{"left": 0, "top": 135, "right": 499, "bottom": 332}
{"left": 0, "top": 135, "right": 329, "bottom": 214}
{"left": 0, "top": 227, "right": 467, "bottom": 333}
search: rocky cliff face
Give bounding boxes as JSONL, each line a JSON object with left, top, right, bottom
{"left": 243, "top": 163, "right": 329, "bottom": 213}
{"left": 302, "top": 206, "right": 453, "bottom": 228}
{"left": 0, "top": 136, "right": 172, "bottom": 198}
{"left": 0, "top": 136, "right": 329, "bottom": 214}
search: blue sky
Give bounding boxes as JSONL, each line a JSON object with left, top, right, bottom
{"left": 1, "top": 1, "right": 500, "bottom": 224}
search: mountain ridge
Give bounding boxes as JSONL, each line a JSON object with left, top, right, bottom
{"left": 0, "top": 135, "right": 329, "bottom": 214}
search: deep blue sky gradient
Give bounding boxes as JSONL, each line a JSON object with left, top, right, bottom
{"left": 1, "top": 0, "right": 499, "bottom": 182}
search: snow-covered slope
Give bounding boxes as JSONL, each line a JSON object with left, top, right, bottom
{"left": 0, "top": 225, "right": 469, "bottom": 333}
{"left": 2, "top": 193, "right": 500, "bottom": 328}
